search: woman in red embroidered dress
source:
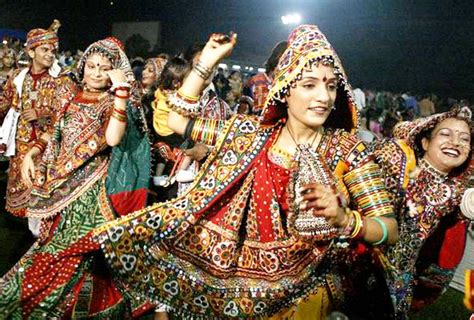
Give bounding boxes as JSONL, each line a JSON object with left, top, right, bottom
{"left": 96, "top": 25, "right": 398, "bottom": 319}
{"left": 0, "top": 37, "right": 151, "bottom": 319}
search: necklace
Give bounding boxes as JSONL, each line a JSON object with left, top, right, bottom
{"left": 285, "top": 125, "right": 322, "bottom": 150}
{"left": 419, "top": 158, "right": 448, "bottom": 182}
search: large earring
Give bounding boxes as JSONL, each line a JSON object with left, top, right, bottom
{"left": 331, "top": 105, "right": 336, "bottom": 110}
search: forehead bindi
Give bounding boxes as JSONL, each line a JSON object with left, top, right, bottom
{"left": 301, "top": 64, "right": 336, "bottom": 82}
{"left": 86, "top": 54, "right": 112, "bottom": 68}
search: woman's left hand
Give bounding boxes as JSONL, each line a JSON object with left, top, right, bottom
{"left": 106, "top": 69, "right": 127, "bottom": 86}
{"left": 297, "top": 183, "right": 347, "bottom": 228}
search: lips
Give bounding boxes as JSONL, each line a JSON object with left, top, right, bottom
{"left": 308, "top": 106, "right": 329, "bottom": 114}
{"left": 441, "top": 147, "right": 460, "bottom": 157}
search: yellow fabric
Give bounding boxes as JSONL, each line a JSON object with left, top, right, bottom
{"left": 267, "top": 286, "right": 329, "bottom": 320}
{"left": 152, "top": 88, "right": 174, "bottom": 136}
{"left": 397, "top": 139, "right": 417, "bottom": 190}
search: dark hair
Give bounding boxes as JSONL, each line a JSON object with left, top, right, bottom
{"left": 265, "top": 41, "right": 288, "bottom": 74}
{"left": 141, "top": 56, "right": 191, "bottom": 124}
{"left": 157, "top": 56, "right": 191, "bottom": 91}
{"left": 183, "top": 43, "right": 205, "bottom": 62}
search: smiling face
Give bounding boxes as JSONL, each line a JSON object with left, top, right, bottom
{"left": 28, "top": 43, "right": 56, "bottom": 71}
{"left": 83, "top": 53, "right": 113, "bottom": 91}
{"left": 141, "top": 62, "right": 156, "bottom": 88}
{"left": 285, "top": 63, "right": 337, "bottom": 129}
{"left": 421, "top": 117, "right": 471, "bottom": 173}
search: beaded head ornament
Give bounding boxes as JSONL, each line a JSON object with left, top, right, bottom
{"left": 260, "top": 24, "right": 358, "bottom": 132}
{"left": 26, "top": 19, "right": 61, "bottom": 50}
{"left": 146, "top": 56, "right": 168, "bottom": 80}
{"left": 77, "top": 37, "right": 141, "bottom": 107}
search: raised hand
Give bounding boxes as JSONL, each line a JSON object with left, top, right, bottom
{"left": 199, "top": 33, "right": 237, "bottom": 69}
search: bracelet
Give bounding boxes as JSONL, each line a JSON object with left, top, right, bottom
{"left": 111, "top": 109, "right": 127, "bottom": 122}
{"left": 339, "top": 208, "right": 355, "bottom": 237}
{"left": 33, "top": 138, "right": 47, "bottom": 153}
{"left": 371, "top": 216, "right": 388, "bottom": 245}
{"left": 168, "top": 90, "right": 201, "bottom": 115}
{"left": 114, "top": 91, "right": 130, "bottom": 99}
{"left": 193, "top": 61, "right": 212, "bottom": 80}
{"left": 109, "top": 82, "right": 131, "bottom": 93}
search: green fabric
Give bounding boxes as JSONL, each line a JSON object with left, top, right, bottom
{"left": 106, "top": 104, "right": 150, "bottom": 213}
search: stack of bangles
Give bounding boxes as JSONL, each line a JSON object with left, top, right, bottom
{"left": 340, "top": 208, "right": 365, "bottom": 239}
{"left": 111, "top": 106, "right": 127, "bottom": 123}
{"left": 33, "top": 138, "right": 48, "bottom": 153}
{"left": 339, "top": 209, "right": 388, "bottom": 244}
{"left": 193, "top": 61, "right": 212, "bottom": 80}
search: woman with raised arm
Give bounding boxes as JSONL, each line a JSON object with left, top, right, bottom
{"left": 95, "top": 25, "right": 397, "bottom": 319}
{"left": 0, "top": 37, "right": 150, "bottom": 318}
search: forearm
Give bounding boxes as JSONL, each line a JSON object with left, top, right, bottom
{"left": 362, "top": 215, "right": 398, "bottom": 245}
{"left": 106, "top": 92, "right": 128, "bottom": 146}
{"left": 168, "top": 110, "right": 190, "bottom": 136}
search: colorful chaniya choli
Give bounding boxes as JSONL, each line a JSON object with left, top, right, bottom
{"left": 0, "top": 90, "right": 132, "bottom": 319}
{"left": 95, "top": 113, "right": 393, "bottom": 319}
{"left": 0, "top": 68, "right": 70, "bottom": 216}
{"left": 371, "top": 137, "right": 471, "bottom": 319}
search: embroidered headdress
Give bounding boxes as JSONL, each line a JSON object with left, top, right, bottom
{"left": 146, "top": 56, "right": 168, "bottom": 80}
{"left": 393, "top": 106, "right": 473, "bottom": 157}
{"left": 261, "top": 24, "right": 358, "bottom": 132}
{"left": 77, "top": 37, "right": 141, "bottom": 106}
{"left": 26, "top": 19, "right": 60, "bottom": 50}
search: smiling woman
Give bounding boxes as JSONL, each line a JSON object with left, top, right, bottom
{"left": 366, "top": 106, "right": 474, "bottom": 319}
{"left": 0, "top": 37, "right": 151, "bottom": 319}
{"left": 95, "top": 25, "right": 397, "bottom": 319}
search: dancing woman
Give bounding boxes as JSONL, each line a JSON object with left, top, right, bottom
{"left": 0, "top": 37, "right": 150, "bottom": 318}
{"left": 95, "top": 25, "right": 397, "bottom": 319}
{"left": 370, "top": 106, "right": 473, "bottom": 319}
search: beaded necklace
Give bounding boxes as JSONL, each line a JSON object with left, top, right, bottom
{"left": 418, "top": 158, "right": 448, "bottom": 183}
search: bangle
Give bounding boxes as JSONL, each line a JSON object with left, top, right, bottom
{"left": 111, "top": 109, "right": 127, "bottom": 122}
{"left": 349, "top": 210, "right": 365, "bottom": 239}
{"left": 193, "top": 61, "right": 213, "bottom": 80}
{"left": 113, "top": 107, "right": 127, "bottom": 116}
{"left": 339, "top": 208, "right": 355, "bottom": 237}
{"left": 115, "top": 91, "right": 130, "bottom": 100}
{"left": 183, "top": 118, "right": 196, "bottom": 140}
{"left": 33, "top": 138, "right": 47, "bottom": 153}
{"left": 110, "top": 82, "right": 131, "bottom": 92}
{"left": 168, "top": 89, "right": 201, "bottom": 115}
{"left": 371, "top": 216, "right": 388, "bottom": 245}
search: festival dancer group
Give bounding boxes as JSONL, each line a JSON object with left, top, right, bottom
{"left": 0, "top": 19, "right": 472, "bottom": 320}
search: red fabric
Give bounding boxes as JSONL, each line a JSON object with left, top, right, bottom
{"left": 109, "top": 188, "right": 148, "bottom": 216}
{"left": 88, "top": 273, "right": 124, "bottom": 316}
{"left": 438, "top": 220, "right": 467, "bottom": 269}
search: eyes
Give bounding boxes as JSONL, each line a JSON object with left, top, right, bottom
{"left": 437, "top": 129, "right": 471, "bottom": 144}
{"left": 300, "top": 81, "right": 337, "bottom": 91}
{"left": 86, "top": 63, "right": 112, "bottom": 72}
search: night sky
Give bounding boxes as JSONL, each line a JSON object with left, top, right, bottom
{"left": 1, "top": 0, "right": 473, "bottom": 99}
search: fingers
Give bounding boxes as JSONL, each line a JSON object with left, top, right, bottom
{"left": 21, "top": 165, "right": 32, "bottom": 187}
{"left": 296, "top": 184, "right": 337, "bottom": 211}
